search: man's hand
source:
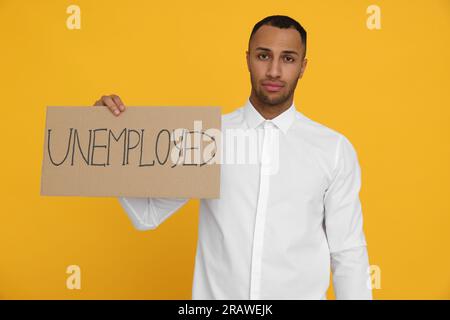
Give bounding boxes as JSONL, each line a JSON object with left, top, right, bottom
{"left": 93, "top": 94, "right": 126, "bottom": 116}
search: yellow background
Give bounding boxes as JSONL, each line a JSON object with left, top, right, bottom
{"left": 0, "top": 0, "right": 449, "bottom": 299}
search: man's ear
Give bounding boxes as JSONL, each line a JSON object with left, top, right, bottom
{"left": 299, "top": 58, "right": 308, "bottom": 79}
{"left": 246, "top": 50, "right": 250, "bottom": 72}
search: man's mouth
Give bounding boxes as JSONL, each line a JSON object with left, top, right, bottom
{"left": 262, "top": 82, "right": 284, "bottom": 92}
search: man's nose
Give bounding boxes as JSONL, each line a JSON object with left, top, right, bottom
{"left": 266, "top": 59, "right": 282, "bottom": 78}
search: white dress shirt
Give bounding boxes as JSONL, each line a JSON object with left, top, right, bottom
{"left": 118, "top": 98, "right": 372, "bottom": 300}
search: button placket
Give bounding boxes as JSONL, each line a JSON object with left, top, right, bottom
{"left": 249, "top": 121, "right": 276, "bottom": 299}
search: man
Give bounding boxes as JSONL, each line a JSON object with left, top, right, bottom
{"left": 94, "top": 15, "right": 372, "bottom": 300}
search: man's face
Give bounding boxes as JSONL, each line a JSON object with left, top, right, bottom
{"left": 246, "top": 25, "right": 307, "bottom": 106}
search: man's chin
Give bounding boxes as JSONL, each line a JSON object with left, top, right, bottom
{"left": 260, "top": 93, "right": 288, "bottom": 106}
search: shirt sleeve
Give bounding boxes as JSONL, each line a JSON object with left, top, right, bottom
{"left": 118, "top": 197, "right": 189, "bottom": 231}
{"left": 324, "top": 134, "right": 372, "bottom": 299}
{"left": 331, "top": 245, "right": 372, "bottom": 299}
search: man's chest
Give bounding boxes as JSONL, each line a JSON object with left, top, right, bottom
{"left": 219, "top": 134, "right": 331, "bottom": 204}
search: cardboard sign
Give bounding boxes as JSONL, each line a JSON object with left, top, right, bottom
{"left": 40, "top": 106, "right": 221, "bottom": 198}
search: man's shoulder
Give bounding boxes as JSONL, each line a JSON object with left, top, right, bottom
{"left": 220, "top": 106, "right": 245, "bottom": 127}
{"left": 293, "top": 110, "right": 345, "bottom": 143}
{"left": 292, "top": 110, "right": 360, "bottom": 165}
{"left": 221, "top": 106, "right": 243, "bottom": 118}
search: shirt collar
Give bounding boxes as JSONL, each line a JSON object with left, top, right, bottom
{"left": 243, "top": 97, "right": 297, "bottom": 134}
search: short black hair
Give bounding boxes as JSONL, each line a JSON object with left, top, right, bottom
{"left": 249, "top": 15, "right": 307, "bottom": 59}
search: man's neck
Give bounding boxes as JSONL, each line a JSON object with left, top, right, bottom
{"left": 249, "top": 95, "right": 293, "bottom": 120}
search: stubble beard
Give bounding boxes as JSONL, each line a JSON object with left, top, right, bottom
{"left": 251, "top": 74, "right": 299, "bottom": 106}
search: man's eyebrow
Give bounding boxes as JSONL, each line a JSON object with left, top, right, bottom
{"left": 255, "top": 47, "right": 299, "bottom": 56}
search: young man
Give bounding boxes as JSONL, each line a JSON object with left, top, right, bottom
{"left": 94, "top": 15, "right": 372, "bottom": 300}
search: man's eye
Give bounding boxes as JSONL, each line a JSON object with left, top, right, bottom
{"left": 258, "top": 54, "right": 269, "bottom": 60}
{"left": 284, "top": 56, "right": 295, "bottom": 62}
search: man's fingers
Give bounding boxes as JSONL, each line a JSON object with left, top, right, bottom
{"left": 102, "top": 95, "right": 121, "bottom": 116}
{"left": 93, "top": 94, "right": 125, "bottom": 116}
{"left": 111, "top": 95, "right": 125, "bottom": 111}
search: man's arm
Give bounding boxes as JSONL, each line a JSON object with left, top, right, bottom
{"left": 330, "top": 245, "right": 372, "bottom": 299}
{"left": 324, "top": 134, "right": 372, "bottom": 300}
{"left": 92, "top": 94, "right": 190, "bottom": 231}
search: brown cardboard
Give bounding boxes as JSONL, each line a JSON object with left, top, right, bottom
{"left": 40, "top": 106, "right": 221, "bottom": 198}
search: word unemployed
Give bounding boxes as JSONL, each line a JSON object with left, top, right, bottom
{"left": 46, "top": 127, "right": 217, "bottom": 167}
